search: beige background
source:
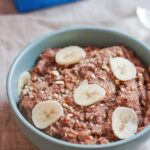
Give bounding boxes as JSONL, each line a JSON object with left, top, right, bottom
{"left": 0, "top": 0, "right": 150, "bottom": 149}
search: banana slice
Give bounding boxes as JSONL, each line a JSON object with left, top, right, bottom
{"left": 109, "top": 57, "right": 136, "bottom": 81}
{"left": 18, "top": 71, "right": 31, "bottom": 96}
{"left": 32, "top": 100, "right": 63, "bottom": 129}
{"left": 55, "top": 46, "right": 86, "bottom": 65}
{"left": 112, "top": 107, "right": 138, "bottom": 139}
{"left": 79, "top": 79, "right": 88, "bottom": 86}
{"left": 73, "top": 83, "right": 106, "bottom": 106}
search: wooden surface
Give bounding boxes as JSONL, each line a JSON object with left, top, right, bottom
{"left": 0, "top": 0, "right": 17, "bottom": 14}
{"left": 0, "top": 0, "right": 150, "bottom": 150}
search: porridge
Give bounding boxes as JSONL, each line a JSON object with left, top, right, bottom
{"left": 18, "top": 45, "right": 150, "bottom": 144}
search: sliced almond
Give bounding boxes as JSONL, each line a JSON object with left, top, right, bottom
{"left": 55, "top": 46, "right": 86, "bottom": 66}
{"left": 109, "top": 57, "right": 136, "bottom": 81}
{"left": 112, "top": 107, "right": 138, "bottom": 139}
{"left": 32, "top": 100, "right": 63, "bottom": 129}
{"left": 18, "top": 71, "right": 31, "bottom": 96}
{"left": 73, "top": 83, "right": 106, "bottom": 106}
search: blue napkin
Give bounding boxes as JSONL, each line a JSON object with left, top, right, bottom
{"left": 14, "top": 0, "right": 79, "bottom": 13}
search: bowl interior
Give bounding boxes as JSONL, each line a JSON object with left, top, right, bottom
{"left": 7, "top": 27, "right": 150, "bottom": 148}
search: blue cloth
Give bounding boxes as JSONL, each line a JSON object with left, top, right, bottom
{"left": 14, "top": 0, "right": 79, "bottom": 13}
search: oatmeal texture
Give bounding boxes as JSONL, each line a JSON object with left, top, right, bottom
{"left": 18, "top": 46, "right": 150, "bottom": 144}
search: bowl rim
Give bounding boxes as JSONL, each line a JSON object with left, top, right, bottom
{"left": 7, "top": 26, "right": 150, "bottom": 149}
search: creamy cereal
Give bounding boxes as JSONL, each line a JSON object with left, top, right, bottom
{"left": 18, "top": 46, "right": 150, "bottom": 144}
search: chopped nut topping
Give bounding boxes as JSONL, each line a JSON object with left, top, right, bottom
{"left": 18, "top": 46, "right": 150, "bottom": 144}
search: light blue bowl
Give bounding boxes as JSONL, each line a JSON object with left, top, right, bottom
{"left": 7, "top": 27, "right": 150, "bottom": 150}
